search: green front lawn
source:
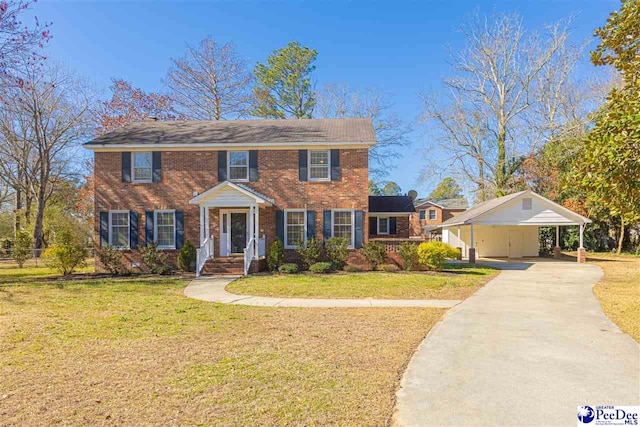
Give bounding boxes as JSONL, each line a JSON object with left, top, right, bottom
{"left": 228, "top": 264, "right": 499, "bottom": 300}
{"left": 0, "top": 258, "right": 95, "bottom": 284}
{"left": 0, "top": 268, "right": 444, "bottom": 425}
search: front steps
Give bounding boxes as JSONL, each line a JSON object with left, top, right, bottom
{"left": 201, "top": 257, "right": 244, "bottom": 275}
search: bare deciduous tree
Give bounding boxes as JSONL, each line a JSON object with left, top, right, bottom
{"left": 423, "top": 13, "right": 589, "bottom": 199}
{"left": 0, "top": 63, "right": 92, "bottom": 251}
{"left": 166, "top": 36, "right": 253, "bottom": 120}
{"left": 316, "top": 82, "right": 412, "bottom": 179}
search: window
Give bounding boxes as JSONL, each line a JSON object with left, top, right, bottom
{"left": 228, "top": 151, "right": 249, "bottom": 181}
{"left": 155, "top": 210, "right": 176, "bottom": 249}
{"left": 285, "top": 210, "right": 306, "bottom": 248}
{"left": 429, "top": 210, "right": 437, "bottom": 220}
{"left": 309, "top": 150, "right": 330, "bottom": 181}
{"left": 332, "top": 210, "right": 354, "bottom": 247}
{"left": 522, "top": 198, "right": 532, "bottom": 210}
{"left": 132, "top": 152, "right": 152, "bottom": 182}
{"left": 109, "top": 211, "right": 130, "bottom": 249}
{"left": 378, "top": 217, "right": 389, "bottom": 235}
{"left": 419, "top": 210, "right": 426, "bottom": 220}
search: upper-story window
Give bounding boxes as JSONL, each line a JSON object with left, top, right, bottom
{"left": 429, "top": 209, "right": 437, "bottom": 220}
{"left": 309, "top": 150, "right": 330, "bottom": 181}
{"left": 133, "top": 152, "right": 153, "bottom": 182}
{"left": 228, "top": 151, "right": 249, "bottom": 181}
{"left": 419, "top": 210, "right": 426, "bottom": 220}
{"left": 109, "top": 210, "right": 130, "bottom": 249}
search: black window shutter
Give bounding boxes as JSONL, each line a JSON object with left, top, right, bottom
{"left": 275, "top": 210, "right": 284, "bottom": 242}
{"left": 299, "top": 150, "right": 308, "bottom": 181}
{"left": 354, "top": 210, "right": 364, "bottom": 248}
{"left": 389, "top": 217, "right": 397, "bottom": 235}
{"left": 330, "top": 149, "right": 340, "bottom": 181}
{"left": 306, "top": 210, "right": 315, "bottom": 240}
{"left": 122, "top": 152, "right": 131, "bottom": 183}
{"left": 249, "top": 150, "right": 258, "bottom": 182}
{"left": 130, "top": 211, "right": 139, "bottom": 249}
{"left": 218, "top": 151, "right": 227, "bottom": 181}
{"left": 369, "top": 216, "right": 377, "bottom": 236}
{"left": 145, "top": 211, "right": 154, "bottom": 245}
{"left": 152, "top": 151, "right": 162, "bottom": 182}
{"left": 100, "top": 212, "right": 109, "bottom": 247}
{"left": 175, "top": 211, "right": 184, "bottom": 249}
{"left": 322, "top": 210, "right": 332, "bottom": 240}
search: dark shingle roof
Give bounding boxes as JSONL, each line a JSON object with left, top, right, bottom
{"left": 84, "top": 118, "right": 376, "bottom": 147}
{"left": 369, "top": 196, "right": 415, "bottom": 213}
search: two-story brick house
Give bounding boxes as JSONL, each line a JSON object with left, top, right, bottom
{"left": 410, "top": 198, "right": 468, "bottom": 240}
{"left": 85, "top": 118, "right": 375, "bottom": 275}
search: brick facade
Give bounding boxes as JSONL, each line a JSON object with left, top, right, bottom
{"left": 369, "top": 216, "right": 411, "bottom": 239}
{"left": 410, "top": 202, "right": 466, "bottom": 239}
{"left": 94, "top": 148, "right": 369, "bottom": 270}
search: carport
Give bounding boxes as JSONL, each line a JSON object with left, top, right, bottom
{"left": 441, "top": 190, "right": 591, "bottom": 263}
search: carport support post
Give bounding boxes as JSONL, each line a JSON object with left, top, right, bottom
{"left": 456, "top": 226, "right": 462, "bottom": 260}
{"left": 468, "top": 223, "right": 476, "bottom": 264}
{"left": 553, "top": 226, "right": 561, "bottom": 258}
{"left": 577, "top": 223, "right": 586, "bottom": 263}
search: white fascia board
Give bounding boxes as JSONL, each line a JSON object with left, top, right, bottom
{"left": 84, "top": 141, "right": 376, "bottom": 152}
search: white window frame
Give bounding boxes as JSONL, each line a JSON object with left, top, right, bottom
{"left": 377, "top": 217, "right": 389, "bottom": 235}
{"left": 132, "top": 152, "right": 153, "bottom": 183}
{"left": 308, "top": 149, "right": 331, "bottom": 182}
{"left": 331, "top": 209, "right": 355, "bottom": 248}
{"left": 109, "top": 210, "right": 130, "bottom": 249}
{"left": 154, "top": 209, "right": 176, "bottom": 250}
{"left": 227, "top": 151, "right": 249, "bottom": 182}
{"left": 429, "top": 209, "right": 437, "bottom": 220}
{"left": 419, "top": 209, "right": 426, "bottom": 220}
{"left": 284, "top": 209, "right": 307, "bottom": 249}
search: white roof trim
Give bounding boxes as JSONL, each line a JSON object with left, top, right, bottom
{"left": 85, "top": 141, "right": 375, "bottom": 152}
{"left": 414, "top": 200, "right": 445, "bottom": 209}
{"left": 189, "top": 181, "right": 274, "bottom": 206}
{"left": 442, "top": 190, "right": 590, "bottom": 226}
{"left": 369, "top": 212, "right": 413, "bottom": 216}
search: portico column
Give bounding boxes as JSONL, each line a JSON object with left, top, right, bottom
{"left": 469, "top": 223, "right": 476, "bottom": 264}
{"left": 254, "top": 205, "right": 260, "bottom": 259}
{"left": 577, "top": 223, "right": 586, "bottom": 263}
{"left": 199, "top": 206, "right": 205, "bottom": 246}
{"left": 249, "top": 205, "right": 254, "bottom": 250}
{"left": 553, "top": 225, "right": 561, "bottom": 258}
{"left": 205, "top": 207, "right": 210, "bottom": 239}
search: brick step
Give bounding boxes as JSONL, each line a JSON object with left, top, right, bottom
{"left": 201, "top": 257, "right": 244, "bottom": 276}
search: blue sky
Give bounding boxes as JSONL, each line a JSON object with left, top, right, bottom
{"left": 36, "top": 0, "right": 617, "bottom": 197}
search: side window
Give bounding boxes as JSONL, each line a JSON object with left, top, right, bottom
{"left": 155, "top": 210, "right": 176, "bottom": 249}
{"left": 378, "top": 217, "right": 389, "bottom": 234}
{"left": 109, "top": 211, "right": 130, "bottom": 249}
{"left": 308, "top": 150, "right": 330, "bottom": 181}
{"left": 429, "top": 210, "right": 437, "bottom": 220}
{"left": 228, "top": 151, "right": 249, "bottom": 181}
{"left": 419, "top": 210, "right": 426, "bottom": 220}
{"left": 284, "top": 210, "right": 306, "bottom": 249}
{"left": 132, "top": 152, "right": 153, "bottom": 182}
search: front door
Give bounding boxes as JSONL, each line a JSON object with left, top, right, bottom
{"left": 219, "top": 210, "right": 249, "bottom": 256}
{"left": 509, "top": 230, "right": 523, "bottom": 258}
{"left": 230, "top": 212, "right": 247, "bottom": 254}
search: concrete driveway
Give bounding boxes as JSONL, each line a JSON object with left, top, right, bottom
{"left": 394, "top": 260, "right": 640, "bottom": 427}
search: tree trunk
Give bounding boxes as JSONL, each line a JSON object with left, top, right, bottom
{"left": 617, "top": 217, "right": 625, "bottom": 254}
{"left": 495, "top": 126, "right": 507, "bottom": 196}
{"left": 32, "top": 187, "right": 46, "bottom": 257}
{"left": 14, "top": 187, "right": 22, "bottom": 235}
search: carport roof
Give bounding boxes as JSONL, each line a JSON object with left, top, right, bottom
{"left": 440, "top": 190, "right": 591, "bottom": 227}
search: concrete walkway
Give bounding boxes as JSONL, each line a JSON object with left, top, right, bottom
{"left": 184, "top": 276, "right": 461, "bottom": 308}
{"left": 393, "top": 260, "right": 640, "bottom": 427}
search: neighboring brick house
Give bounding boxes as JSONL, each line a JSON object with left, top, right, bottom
{"left": 85, "top": 118, "right": 375, "bottom": 275}
{"left": 410, "top": 198, "right": 469, "bottom": 239}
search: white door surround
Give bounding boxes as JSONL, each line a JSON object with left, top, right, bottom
{"left": 219, "top": 209, "right": 249, "bottom": 256}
